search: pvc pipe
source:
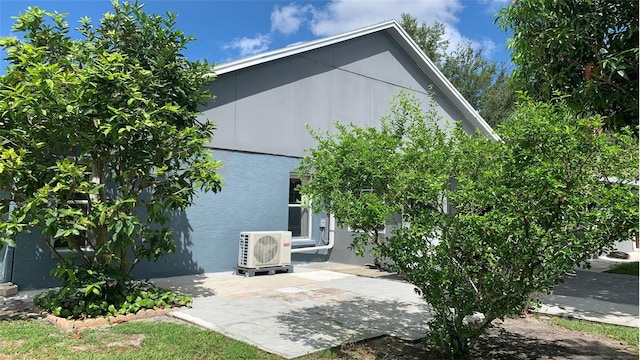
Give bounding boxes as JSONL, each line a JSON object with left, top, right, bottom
{"left": 291, "top": 215, "right": 335, "bottom": 253}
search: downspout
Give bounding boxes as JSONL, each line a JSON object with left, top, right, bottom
{"left": 0, "top": 244, "right": 15, "bottom": 283}
{"left": 0, "top": 197, "right": 15, "bottom": 284}
{"left": 291, "top": 215, "right": 335, "bottom": 253}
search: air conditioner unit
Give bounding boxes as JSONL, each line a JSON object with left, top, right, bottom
{"left": 238, "top": 231, "right": 292, "bottom": 269}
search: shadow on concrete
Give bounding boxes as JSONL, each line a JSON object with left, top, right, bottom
{"left": 554, "top": 270, "right": 639, "bottom": 305}
{"left": 150, "top": 274, "right": 216, "bottom": 298}
{"left": 275, "top": 295, "right": 430, "bottom": 351}
{"left": 542, "top": 295, "right": 638, "bottom": 319}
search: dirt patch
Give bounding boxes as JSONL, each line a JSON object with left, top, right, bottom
{"left": 0, "top": 298, "right": 42, "bottom": 322}
{"left": 317, "top": 316, "right": 638, "bottom": 360}
{"left": 71, "top": 333, "right": 146, "bottom": 352}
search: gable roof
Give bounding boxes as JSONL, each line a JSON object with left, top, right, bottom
{"left": 212, "top": 20, "right": 498, "bottom": 140}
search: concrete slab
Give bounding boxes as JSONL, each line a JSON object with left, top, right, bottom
{"left": 0, "top": 283, "right": 18, "bottom": 296}
{"left": 313, "top": 275, "right": 424, "bottom": 303}
{"left": 553, "top": 270, "right": 639, "bottom": 306}
{"left": 159, "top": 263, "right": 639, "bottom": 357}
{"left": 228, "top": 314, "right": 384, "bottom": 358}
{"left": 536, "top": 269, "right": 639, "bottom": 327}
{"left": 539, "top": 294, "right": 638, "bottom": 328}
{"left": 170, "top": 267, "right": 432, "bottom": 359}
{"left": 289, "top": 269, "right": 353, "bottom": 282}
{"left": 583, "top": 255, "right": 639, "bottom": 273}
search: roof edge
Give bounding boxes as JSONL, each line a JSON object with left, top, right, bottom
{"left": 211, "top": 20, "right": 399, "bottom": 76}
{"left": 384, "top": 21, "right": 499, "bottom": 140}
{"left": 210, "top": 20, "right": 498, "bottom": 140}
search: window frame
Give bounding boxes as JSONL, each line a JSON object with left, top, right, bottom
{"left": 288, "top": 173, "right": 312, "bottom": 240}
{"left": 52, "top": 156, "right": 98, "bottom": 255}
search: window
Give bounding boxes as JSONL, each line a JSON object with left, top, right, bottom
{"left": 288, "top": 174, "right": 311, "bottom": 238}
{"left": 53, "top": 156, "right": 98, "bottom": 251}
{"left": 53, "top": 193, "right": 91, "bottom": 249}
{"left": 348, "top": 225, "right": 386, "bottom": 234}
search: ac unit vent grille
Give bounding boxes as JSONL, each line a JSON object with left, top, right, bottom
{"left": 253, "top": 235, "right": 279, "bottom": 265}
{"left": 238, "top": 231, "right": 292, "bottom": 269}
{"left": 239, "top": 234, "right": 250, "bottom": 266}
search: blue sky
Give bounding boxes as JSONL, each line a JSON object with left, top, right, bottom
{"left": 1, "top": 0, "right": 513, "bottom": 70}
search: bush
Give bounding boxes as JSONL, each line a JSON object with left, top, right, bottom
{"left": 298, "top": 92, "right": 638, "bottom": 359}
{"left": 34, "top": 262, "right": 191, "bottom": 320}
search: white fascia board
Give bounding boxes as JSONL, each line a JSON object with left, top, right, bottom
{"left": 211, "top": 20, "right": 400, "bottom": 76}
{"left": 210, "top": 20, "right": 499, "bottom": 141}
{"left": 385, "top": 24, "right": 499, "bottom": 141}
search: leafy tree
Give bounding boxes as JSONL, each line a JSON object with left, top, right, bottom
{"left": 399, "top": 13, "right": 449, "bottom": 65}
{"left": 399, "top": 13, "right": 516, "bottom": 127}
{"left": 298, "top": 92, "right": 638, "bottom": 358}
{"left": 0, "top": 2, "right": 221, "bottom": 317}
{"left": 440, "top": 45, "right": 498, "bottom": 114}
{"left": 299, "top": 98, "right": 411, "bottom": 266}
{"left": 498, "top": 0, "right": 639, "bottom": 131}
{"left": 478, "top": 67, "right": 516, "bottom": 128}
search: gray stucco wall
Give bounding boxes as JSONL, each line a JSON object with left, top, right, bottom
{"left": 132, "top": 149, "right": 367, "bottom": 278}
{"left": 13, "top": 150, "right": 338, "bottom": 288}
{"left": 11, "top": 233, "right": 59, "bottom": 289}
{"left": 202, "top": 31, "right": 468, "bottom": 157}
{"left": 134, "top": 150, "right": 300, "bottom": 279}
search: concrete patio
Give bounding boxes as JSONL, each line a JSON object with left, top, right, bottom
{"left": 149, "top": 259, "right": 638, "bottom": 359}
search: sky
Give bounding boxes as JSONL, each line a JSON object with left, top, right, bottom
{"left": 0, "top": 0, "right": 513, "bottom": 71}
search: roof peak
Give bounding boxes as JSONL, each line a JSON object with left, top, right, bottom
{"left": 209, "top": 19, "right": 497, "bottom": 140}
{"left": 212, "top": 20, "right": 401, "bottom": 76}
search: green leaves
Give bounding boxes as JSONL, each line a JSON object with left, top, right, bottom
{"left": 33, "top": 263, "right": 192, "bottom": 320}
{"left": 0, "top": 0, "right": 222, "bottom": 295}
{"left": 400, "top": 13, "right": 516, "bottom": 128}
{"left": 499, "top": 0, "right": 639, "bottom": 131}
{"left": 300, "top": 91, "right": 638, "bottom": 358}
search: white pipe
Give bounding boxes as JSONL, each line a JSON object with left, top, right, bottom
{"left": 291, "top": 215, "right": 335, "bottom": 253}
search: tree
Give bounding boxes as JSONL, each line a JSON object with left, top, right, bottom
{"left": 440, "top": 45, "right": 498, "bottom": 114}
{"left": 399, "top": 13, "right": 516, "bottom": 127}
{"left": 399, "top": 13, "right": 449, "bottom": 65}
{"left": 0, "top": 2, "right": 222, "bottom": 318}
{"left": 298, "top": 92, "right": 638, "bottom": 358}
{"left": 478, "top": 67, "right": 516, "bottom": 128}
{"left": 498, "top": 0, "right": 639, "bottom": 131}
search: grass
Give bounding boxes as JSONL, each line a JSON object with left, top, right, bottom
{"left": 604, "top": 261, "right": 639, "bottom": 276}
{"left": 548, "top": 316, "right": 639, "bottom": 348}
{"left": 0, "top": 320, "right": 281, "bottom": 360}
{"left": 0, "top": 316, "right": 637, "bottom": 359}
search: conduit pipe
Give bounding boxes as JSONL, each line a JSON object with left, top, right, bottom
{"left": 290, "top": 215, "right": 335, "bottom": 253}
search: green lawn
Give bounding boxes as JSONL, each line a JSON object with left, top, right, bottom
{"left": 605, "top": 262, "right": 639, "bottom": 276}
{"left": 548, "top": 316, "right": 639, "bottom": 348}
{"left": 0, "top": 316, "right": 637, "bottom": 359}
{"left": 0, "top": 320, "right": 281, "bottom": 360}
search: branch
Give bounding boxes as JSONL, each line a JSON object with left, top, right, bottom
{"left": 450, "top": 256, "right": 479, "bottom": 295}
{"left": 43, "top": 236, "right": 65, "bottom": 263}
{"left": 562, "top": 56, "right": 629, "bottom": 95}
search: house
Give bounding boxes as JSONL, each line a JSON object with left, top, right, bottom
{"left": 2, "top": 20, "right": 496, "bottom": 289}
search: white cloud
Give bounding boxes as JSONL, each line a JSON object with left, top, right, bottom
{"left": 440, "top": 24, "right": 497, "bottom": 58}
{"left": 263, "top": 0, "right": 502, "bottom": 60}
{"left": 268, "top": 0, "right": 494, "bottom": 56}
{"left": 223, "top": 34, "right": 271, "bottom": 57}
{"left": 271, "top": 3, "right": 313, "bottom": 35}
{"left": 308, "top": 0, "right": 463, "bottom": 38}
{"left": 479, "top": 0, "right": 512, "bottom": 14}
{"left": 479, "top": 38, "right": 497, "bottom": 57}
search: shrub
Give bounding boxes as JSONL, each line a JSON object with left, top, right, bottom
{"left": 34, "top": 262, "right": 191, "bottom": 319}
